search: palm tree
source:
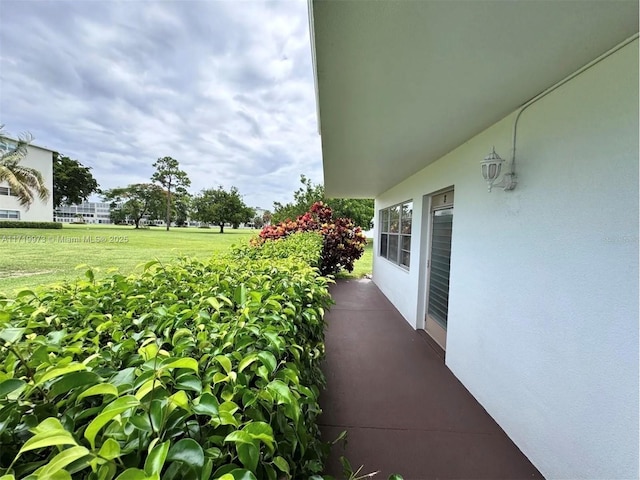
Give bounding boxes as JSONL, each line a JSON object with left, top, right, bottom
{"left": 0, "top": 125, "right": 49, "bottom": 208}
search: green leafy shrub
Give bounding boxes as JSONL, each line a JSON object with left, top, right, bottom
{"left": 0, "top": 233, "right": 332, "bottom": 479}
{"left": 255, "top": 202, "right": 367, "bottom": 275}
{"left": 0, "top": 222, "right": 62, "bottom": 229}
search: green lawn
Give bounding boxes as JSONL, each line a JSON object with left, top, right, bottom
{"left": 0, "top": 225, "right": 374, "bottom": 294}
{"left": 336, "top": 240, "right": 373, "bottom": 280}
{"left": 0, "top": 225, "right": 257, "bottom": 294}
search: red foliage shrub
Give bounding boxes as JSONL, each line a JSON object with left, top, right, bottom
{"left": 255, "top": 201, "right": 367, "bottom": 275}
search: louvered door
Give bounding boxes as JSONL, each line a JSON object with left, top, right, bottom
{"left": 426, "top": 190, "right": 453, "bottom": 350}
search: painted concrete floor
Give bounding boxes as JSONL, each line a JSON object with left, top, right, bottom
{"left": 319, "top": 279, "right": 543, "bottom": 480}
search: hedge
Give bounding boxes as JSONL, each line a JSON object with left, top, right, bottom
{"left": 0, "top": 222, "right": 62, "bottom": 229}
{"left": 0, "top": 233, "right": 334, "bottom": 479}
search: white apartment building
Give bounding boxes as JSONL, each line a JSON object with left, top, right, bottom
{"left": 0, "top": 136, "right": 55, "bottom": 222}
{"left": 54, "top": 201, "right": 112, "bottom": 224}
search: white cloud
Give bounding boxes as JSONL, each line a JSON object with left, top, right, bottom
{"left": 0, "top": 0, "right": 323, "bottom": 210}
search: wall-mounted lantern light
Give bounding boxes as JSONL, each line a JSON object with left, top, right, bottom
{"left": 481, "top": 147, "right": 516, "bottom": 192}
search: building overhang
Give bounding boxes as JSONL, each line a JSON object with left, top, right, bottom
{"left": 309, "top": 0, "right": 639, "bottom": 198}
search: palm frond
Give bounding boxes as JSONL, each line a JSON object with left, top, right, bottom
{"left": 0, "top": 127, "right": 49, "bottom": 208}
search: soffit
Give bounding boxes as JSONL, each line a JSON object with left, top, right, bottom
{"left": 311, "top": 0, "right": 639, "bottom": 197}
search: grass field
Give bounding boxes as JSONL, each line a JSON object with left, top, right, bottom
{"left": 0, "top": 224, "right": 373, "bottom": 294}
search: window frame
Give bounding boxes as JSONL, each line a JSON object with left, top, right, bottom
{"left": 0, "top": 209, "right": 20, "bottom": 220}
{"left": 379, "top": 200, "right": 413, "bottom": 269}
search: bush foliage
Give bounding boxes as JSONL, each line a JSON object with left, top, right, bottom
{"left": 0, "top": 233, "right": 333, "bottom": 479}
{"left": 0, "top": 222, "right": 62, "bottom": 229}
{"left": 256, "top": 202, "right": 367, "bottom": 276}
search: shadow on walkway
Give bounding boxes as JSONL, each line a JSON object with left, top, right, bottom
{"left": 319, "top": 279, "right": 542, "bottom": 480}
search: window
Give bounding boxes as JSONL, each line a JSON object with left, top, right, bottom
{"left": 379, "top": 200, "right": 413, "bottom": 268}
{"left": 0, "top": 186, "right": 18, "bottom": 196}
{"left": 0, "top": 209, "right": 20, "bottom": 219}
{"left": 0, "top": 138, "right": 17, "bottom": 154}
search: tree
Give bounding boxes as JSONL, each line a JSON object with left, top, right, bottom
{"left": 327, "top": 197, "right": 375, "bottom": 230}
{"left": 0, "top": 126, "right": 49, "bottom": 208}
{"left": 102, "top": 183, "right": 165, "bottom": 229}
{"left": 52, "top": 154, "right": 99, "bottom": 208}
{"left": 272, "top": 175, "right": 374, "bottom": 229}
{"left": 252, "top": 216, "right": 264, "bottom": 229}
{"left": 173, "top": 192, "right": 192, "bottom": 227}
{"left": 262, "top": 210, "right": 272, "bottom": 226}
{"left": 233, "top": 205, "right": 255, "bottom": 229}
{"left": 257, "top": 201, "right": 367, "bottom": 275}
{"left": 151, "top": 156, "right": 191, "bottom": 231}
{"left": 192, "top": 186, "right": 253, "bottom": 233}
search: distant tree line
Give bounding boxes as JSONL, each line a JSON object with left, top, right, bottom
{"left": 272, "top": 175, "right": 374, "bottom": 230}
{"left": 2, "top": 125, "right": 371, "bottom": 233}
{"left": 102, "top": 157, "right": 255, "bottom": 232}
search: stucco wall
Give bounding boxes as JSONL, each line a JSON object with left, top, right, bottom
{"left": 372, "top": 41, "right": 638, "bottom": 478}
{"left": 0, "top": 144, "right": 54, "bottom": 222}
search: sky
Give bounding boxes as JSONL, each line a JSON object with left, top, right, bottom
{"left": 0, "top": 0, "right": 323, "bottom": 210}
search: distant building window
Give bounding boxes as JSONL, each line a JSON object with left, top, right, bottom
{"left": 379, "top": 200, "right": 413, "bottom": 268}
{"left": 0, "top": 138, "right": 17, "bottom": 154}
{"left": 0, "top": 186, "right": 18, "bottom": 197}
{"left": 0, "top": 209, "right": 20, "bottom": 220}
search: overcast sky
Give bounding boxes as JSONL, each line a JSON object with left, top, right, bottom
{"left": 0, "top": 0, "right": 322, "bottom": 210}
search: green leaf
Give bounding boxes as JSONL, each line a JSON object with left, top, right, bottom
{"left": 200, "top": 458, "right": 213, "bottom": 480}
{"left": 244, "top": 422, "right": 274, "bottom": 451}
{"left": 218, "top": 469, "right": 258, "bottom": 480}
{"left": 219, "top": 401, "right": 239, "bottom": 415}
{"left": 192, "top": 393, "right": 219, "bottom": 416}
{"left": 84, "top": 396, "right": 139, "bottom": 449}
{"left": 215, "top": 355, "right": 232, "bottom": 374}
{"left": 218, "top": 411, "right": 239, "bottom": 427}
{"left": 38, "top": 446, "right": 90, "bottom": 478}
{"left": 129, "top": 415, "right": 152, "bottom": 432}
{"left": 166, "top": 438, "right": 204, "bottom": 470}
{"left": 0, "top": 327, "right": 25, "bottom": 344}
{"left": 77, "top": 383, "right": 119, "bottom": 400}
{"left": 98, "top": 438, "right": 121, "bottom": 461}
{"left": 0, "top": 379, "right": 25, "bottom": 398}
{"left": 258, "top": 351, "right": 277, "bottom": 374}
{"left": 0, "top": 475, "right": 16, "bottom": 480}
{"left": 143, "top": 260, "right": 160, "bottom": 271}
{"left": 174, "top": 375, "right": 201, "bottom": 393}
{"left": 168, "top": 391, "right": 190, "bottom": 411}
{"left": 266, "top": 380, "right": 294, "bottom": 404}
{"left": 272, "top": 456, "right": 290, "bottom": 475}
{"left": 31, "top": 417, "right": 66, "bottom": 435}
{"left": 149, "top": 399, "right": 165, "bottom": 433}
{"left": 15, "top": 288, "right": 36, "bottom": 299}
{"left": 144, "top": 440, "right": 170, "bottom": 476}
{"left": 160, "top": 358, "right": 198, "bottom": 373}
{"left": 19, "top": 431, "right": 77, "bottom": 454}
{"left": 134, "top": 379, "right": 159, "bottom": 401}
{"left": 205, "top": 297, "right": 221, "bottom": 311}
{"left": 97, "top": 463, "right": 117, "bottom": 480}
{"left": 109, "top": 368, "right": 136, "bottom": 388}
{"left": 237, "top": 354, "right": 258, "bottom": 373}
{"left": 237, "top": 443, "right": 259, "bottom": 472}
{"left": 388, "top": 475, "right": 404, "bottom": 480}
{"left": 234, "top": 284, "right": 247, "bottom": 305}
{"left": 224, "top": 430, "right": 253, "bottom": 445}
{"left": 50, "top": 372, "right": 101, "bottom": 397}
{"left": 85, "top": 268, "right": 95, "bottom": 282}
{"left": 114, "top": 468, "right": 156, "bottom": 480}
{"left": 40, "top": 471, "right": 71, "bottom": 480}
{"left": 35, "top": 363, "right": 87, "bottom": 387}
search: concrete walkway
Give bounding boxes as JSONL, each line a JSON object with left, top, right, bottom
{"left": 319, "top": 279, "right": 543, "bottom": 479}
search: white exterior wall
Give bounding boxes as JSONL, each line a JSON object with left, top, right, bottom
{"left": 0, "top": 144, "right": 54, "bottom": 222}
{"left": 372, "top": 41, "right": 638, "bottom": 478}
